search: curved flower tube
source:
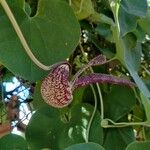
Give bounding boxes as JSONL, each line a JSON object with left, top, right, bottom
{"left": 41, "top": 55, "right": 135, "bottom": 108}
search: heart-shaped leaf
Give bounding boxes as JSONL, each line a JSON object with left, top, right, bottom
{"left": 140, "top": 93, "right": 150, "bottom": 122}
{"left": 103, "top": 127, "right": 135, "bottom": 150}
{"left": 138, "top": 9, "right": 150, "bottom": 36}
{"left": 0, "top": 134, "right": 28, "bottom": 150}
{"left": 126, "top": 141, "right": 150, "bottom": 150}
{"left": 120, "top": 0, "right": 148, "bottom": 17}
{"left": 32, "top": 81, "right": 48, "bottom": 110}
{"left": 115, "top": 32, "right": 150, "bottom": 99}
{"left": 25, "top": 104, "right": 103, "bottom": 150}
{"left": 103, "top": 85, "right": 136, "bottom": 121}
{"left": 71, "top": 0, "right": 95, "bottom": 20}
{"left": 118, "top": 6, "right": 138, "bottom": 36}
{"left": 0, "top": 0, "right": 80, "bottom": 81}
{"left": 65, "top": 142, "right": 105, "bottom": 150}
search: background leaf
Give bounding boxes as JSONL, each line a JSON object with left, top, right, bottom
{"left": 25, "top": 105, "right": 61, "bottom": 150}
{"left": 138, "top": 9, "right": 150, "bottom": 36}
{"left": 140, "top": 93, "right": 150, "bottom": 122}
{"left": 0, "top": 134, "right": 28, "bottom": 150}
{"left": 0, "top": 0, "right": 80, "bottom": 81}
{"left": 64, "top": 142, "right": 105, "bottom": 150}
{"left": 58, "top": 104, "right": 103, "bottom": 149}
{"left": 71, "top": 0, "right": 95, "bottom": 20}
{"left": 103, "top": 127, "right": 135, "bottom": 150}
{"left": 120, "top": 0, "right": 148, "bottom": 17}
{"left": 25, "top": 104, "right": 103, "bottom": 150}
{"left": 115, "top": 32, "right": 150, "bottom": 98}
{"left": 32, "top": 81, "right": 48, "bottom": 110}
{"left": 118, "top": 6, "right": 138, "bottom": 36}
{"left": 103, "top": 85, "right": 136, "bottom": 121}
{"left": 126, "top": 141, "right": 150, "bottom": 150}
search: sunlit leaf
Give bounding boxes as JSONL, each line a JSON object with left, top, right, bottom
{"left": 71, "top": 0, "right": 95, "bottom": 20}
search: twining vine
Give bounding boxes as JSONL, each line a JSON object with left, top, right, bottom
{"left": 0, "top": 0, "right": 150, "bottom": 140}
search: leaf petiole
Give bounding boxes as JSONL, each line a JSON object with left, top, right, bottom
{"left": 101, "top": 118, "right": 150, "bottom": 128}
{"left": 0, "top": 0, "right": 51, "bottom": 70}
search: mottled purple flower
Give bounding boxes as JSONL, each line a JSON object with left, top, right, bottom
{"left": 41, "top": 55, "right": 135, "bottom": 108}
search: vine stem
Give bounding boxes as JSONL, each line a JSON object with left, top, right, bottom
{"left": 69, "top": 0, "right": 72, "bottom": 5}
{"left": 79, "top": 43, "right": 104, "bottom": 119}
{"left": 142, "top": 66, "right": 150, "bottom": 76}
{"left": 76, "top": 0, "right": 84, "bottom": 14}
{"left": 86, "top": 85, "right": 97, "bottom": 143}
{"left": 101, "top": 118, "right": 150, "bottom": 128}
{"left": 0, "top": 0, "right": 51, "bottom": 71}
{"left": 79, "top": 42, "right": 104, "bottom": 142}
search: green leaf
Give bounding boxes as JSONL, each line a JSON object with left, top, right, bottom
{"left": 0, "top": 0, "right": 80, "bottom": 81}
{"left": 138, "top": 9, "right": 150, "bottom": 36}
{"left": 25, "top": 105, "right": 61, "bottom": 150}
{"left": 123, "top": 33, "right": 137, "bottom": 50}
{"left": 95, "top": 23, "right": 113, "bottom": 42}
{"left": 8, "top": 0, "right": 25, "bottom": 9}
{"left": 103, "top": 127, "right": 135, "bottom": 150}
{"left": 89, "top": 34, "right": 115, "bottom": 59}
{"left": 126, "top": 141, "right": 150, "bottom": 150}
{"left": 140, "top": 93, "right": 150, "bottom": 122}
{"left": 0, "top": 134, "right": 28, "bottom": 150}
{"left": 122, "top": 39, "right": 150, "bottom": 98}
{"left": 120, "top": 0, "right": 148, "bottom": 17}
{"left": 115, "top": 32, "right": 150, "bottom": 99}
{"left": 71, "top": 0, "right": 95, "bottom": 20}
{"left": 103, "top": 85, "right": 136, "bottom": 121}
{"left": 118, "top": 6, "right": 138, "bottom": 36}
{"left": 133, "top": 25, "right": 145, "bottom": 42}
{"left": 65, "top": 142, "right": 105, "bottom": 150}
{"left": 144, "top": 127, "right": 150, "bottom": 140}
{"left": 71, "top": 87, "right": 87, "bottom": 106}
{"left": 25, "top": 104, "right": 103, "bottom": 150}
{"left": 0, "top": 102, "right": 8, "bottom": 123}
{"left": 32, "top": 81, "right": 48, "bottom": 110}
{"left": 58, "top": 104, "right": 103, "bottom": 149}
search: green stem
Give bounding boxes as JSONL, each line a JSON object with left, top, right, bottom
{"left": 106, "top": 56, "right": 117, "bottom": 63}
{"left": 142, "top": 66, "right": 150, "bottom": 76}
{"left": 79, "top": 43, "right": 104, "bottom": 120}
{"left": 76, "top": 0, "right": 84, "bottom": 14}
{"left": 79, "top": 42, "right": 104, "bottom": 142}
{"left": 101, "top": 118, "right": 150, "bottom": 128}
{"left": 69, "top": 0, "right": 72, "bottom": 5}
{"left": 86, "top": 85, "right": 97, "bottom": 143}
{"left": 110, "top": 0, "right": 124, "bottom": 62}
{"left": 0, "top": 0, "right": 51, "bottom": 70}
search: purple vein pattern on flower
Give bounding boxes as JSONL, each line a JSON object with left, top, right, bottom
{"left": 41, "top": 55, "right": 135, "bottom": 108}
{"left": 41, "top": 63, "right": 72, "bottom": 108}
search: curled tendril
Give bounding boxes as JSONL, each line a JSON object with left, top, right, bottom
{"left": 41, "top": 55, "right": 135, "bottom": 108}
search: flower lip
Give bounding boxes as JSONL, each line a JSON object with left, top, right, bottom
{"left": 41, "top": 62, "right": 73, "bottom": 108}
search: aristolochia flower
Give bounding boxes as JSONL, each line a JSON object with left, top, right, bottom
{"left": 41, "top": 55, "right": 135, "bottom": 108}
